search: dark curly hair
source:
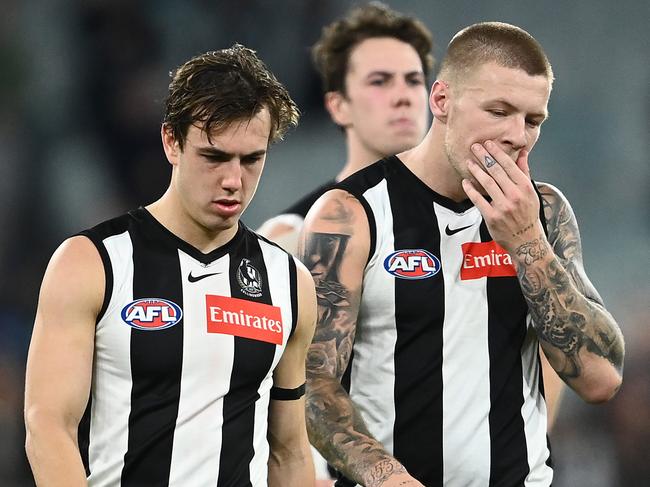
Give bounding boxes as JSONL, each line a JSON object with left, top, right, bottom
{"left": 163, "top": 44, "right": 299, "bottom": 149}
{"left": 312, "top": 1, "right": 435, "bottom": 94}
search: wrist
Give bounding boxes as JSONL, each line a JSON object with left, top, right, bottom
{"left": 364, "top": 458, "right": 407, "bottom": 487}
{"left": 512, "top": 237, "right": 553, "bottom": 269}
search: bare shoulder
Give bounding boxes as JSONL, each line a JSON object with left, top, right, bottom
{"left": 536, "top": 181, "right": 571, "bottom": 213}
{"left": 304, "top": 189, "right": 368, "bottom": 235}
{"left": 535, "top": 181, "right": 604, "bottom": 303}
{"left": 536, "top": 181, "right": 580, "bottom": 255}
{"left": 25, "top": 235, "right": 101, "bottom": 432}
{"left": 38, "top": 235, "right": 105, "bottom": 324}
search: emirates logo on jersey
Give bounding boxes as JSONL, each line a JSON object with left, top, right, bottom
{"left": 237, "top": 259, "right": 263, "bottom": 297}
{"left": 206, "top": 295, "right": 283, "bottom": 344}
{"left": 460, "top": 241, "right": 517, "bottom": 280}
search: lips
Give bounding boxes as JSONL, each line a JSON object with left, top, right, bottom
{"left": 390, "top": 117, "right": 416, "bottom": 130}
{"left": 212, "top": 199, "right": 241, "bottom": 217}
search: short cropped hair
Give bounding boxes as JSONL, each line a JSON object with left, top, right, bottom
{"left": 163, "top": 44, "right": 299, "bottom": 149}
{"left": 312, "top": 1, "right": 435, "bottom": 94}
{"left": 438, "top": 22, "right": 554, "bottom": 88}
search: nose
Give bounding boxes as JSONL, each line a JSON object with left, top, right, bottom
{"left": 221, "top": 160, "right": 243, "bottom": 193}
{"left": 501, "top": 116, "right": 528, "bottom": 151}
{"left": 392, "top": 78, "right": 413, "bottom": 108}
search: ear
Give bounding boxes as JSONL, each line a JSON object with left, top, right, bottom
{"left": 324, "top": 91, "right": 351, "bottom": 128}
{"left": 429, "top": 80, "right": 450, "bottom": 123}
{"left": 161, "top": 124, "right": 181, "bottom": 166}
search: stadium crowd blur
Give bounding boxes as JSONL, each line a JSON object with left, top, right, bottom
{"left": 0, "top": 0, "right": 647, "bottom": 485}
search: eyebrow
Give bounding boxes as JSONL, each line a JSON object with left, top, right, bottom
{"left": 490, "top": 98, "right": 548, "bottom": 120}
{"left": 366, "top": 69, "right": 425, "bottom": 78}
{"left": 196, "top": 147, "right": 267, "bottom": 159}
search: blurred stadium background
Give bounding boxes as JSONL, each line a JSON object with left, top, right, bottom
{"left": 0, "top": 0, "right": 647, "bottom": 485}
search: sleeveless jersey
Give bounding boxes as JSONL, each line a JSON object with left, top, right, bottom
{"left": 78, "top": 207, "right": 299, "bottom": 487}
{"left": 335, "top": 156, "right": 553, "bottom": 487}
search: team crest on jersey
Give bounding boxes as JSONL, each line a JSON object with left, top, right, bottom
{"left": 383, "top": 249, "right": 441, "bottom": 280}
{"left": 237, "top": 258, "right": 263, "bottom": 297}
{"left": 121, "top": 298, "right": 183, "bottom": 331}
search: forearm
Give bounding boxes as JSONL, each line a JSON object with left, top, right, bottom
{"left": 268, "top": 447, "right": 315, "bottom": 487}
{"left": 25, "top": 417, "right": 87, "bottom": 486}
{"left": 306, "top": 376, "right": 407, "bottom": 487}
{"left": 514, "top": 238, "right": 624, "bottom": 401}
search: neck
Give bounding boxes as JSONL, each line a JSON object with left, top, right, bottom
{"left": 399, "top": 124, "right": 468, "bottom": 202}
{"left": 146, "top": 187, "right": 239, "bottom": 253}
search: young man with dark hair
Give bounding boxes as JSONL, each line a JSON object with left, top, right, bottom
{"left": 25, "top": 45, "right": 317, "bottom": 486}
{"left": 301, "top": 22, "right": 624, "bottom": 487}
{"left": 258, "top": 2, "right": 433, "bottom": 254}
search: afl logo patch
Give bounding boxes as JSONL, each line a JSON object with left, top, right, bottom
{"left": 121, "top": 298, "right": 183, "bottom": 331}
{"left": 383, "top": 249, "right": 441, "bottom": 280}
{"left": 237, "top": 259, "right": 263, "bottom": 297}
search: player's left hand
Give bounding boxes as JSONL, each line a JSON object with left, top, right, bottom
{"left": 461, "top": 140, "right": 545, "bottom": 254}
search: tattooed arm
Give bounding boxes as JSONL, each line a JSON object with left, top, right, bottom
{"left": 524, "top": 182, "right": 624, "bottom": 402}
{"left": 464, "top": 142, "right": 624, "bottom": 404}
{"left": 299, "top": 190, "right": 424, "bottom": 487}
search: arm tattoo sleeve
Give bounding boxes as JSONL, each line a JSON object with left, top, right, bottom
{"left": 303, "top": 232, "right": 353, "bottom": 378}
{"left": 516, "top": 187, "right": 624, "bottom": 381}
{"left": 301, "top": 199, "right": 404, "bottom": 486}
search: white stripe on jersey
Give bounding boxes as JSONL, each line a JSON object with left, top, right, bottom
{"left": 350, "top": 179, "right": 398, "bottom": 453}
{"left": 435, "top": 202, "right": 492, "bottom": 486}
{"left": 521, "top": 319, "right": 553, "bottom": 486}
{"left": 167, "top": 250, "right": 233, "bottom": 485}
{"left": 88, "top": 231, "right": 134, "bottom": 486}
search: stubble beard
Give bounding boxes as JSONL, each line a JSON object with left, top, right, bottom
{"left": 444, "top": 137, "right": 487, "bottom": 196}
{"left": 444, "top": 137, "right": 469, "bottom": 183}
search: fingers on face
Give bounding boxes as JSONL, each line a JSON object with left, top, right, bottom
{"left": 470, "top": 141, "right": 531, "bottom": 192}
{"left": 467, "top": 156, "right": 505, "bottom": 203}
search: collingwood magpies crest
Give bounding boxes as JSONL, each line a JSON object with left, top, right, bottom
{"left": 237, "top": 258, "right": 263, "bottom": 297}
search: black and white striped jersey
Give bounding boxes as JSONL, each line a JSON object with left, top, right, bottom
{"left": 78, "top": 207, "right": 299, "bottom": 487}
{"left": 335, "top": 156, "right": 553, "bottom": 487}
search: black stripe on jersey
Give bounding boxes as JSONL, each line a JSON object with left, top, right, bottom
{"left": 343, "top": 190, "right": 377, "bottom": 264}
{"left": 533, "top": 181, "right": 549, "bottom": 238}
{"left": 389, "top": 162, "right": 445, "bottom": 486}
{"left": 121, "top": 226, "right": 184, "bottom": 486}
{"left": 78, "top": 228, "right": 115, "bottom": 323}
{"left": 218, "top": 234, "right": 277, "bottom": 487}
{"left": 479, "top": 222, "right": 530, "bottom": 486}
{"left": 78, "top": 396, "right": 92, "bottom": 477}
{"left": 288, "top": 255, "right": 299, "bottom": 338}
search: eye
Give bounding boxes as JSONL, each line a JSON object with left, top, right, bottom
{"left": 369, "top": 78, "right": 387, "bottom": 86}
{"left": 241, "top": 155, "right": 263, "bottom": 165}
{"left": 488, "top": 109, "right": 507, "bottom": 117}
{"left": 526, "top": 119, "right": 542, "bottom": 128}
{"left": 406, "top": 76, "right": 425, "bottom": 87}
{"left": 203, "top": 154, "right": 228, "bottom": 163}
